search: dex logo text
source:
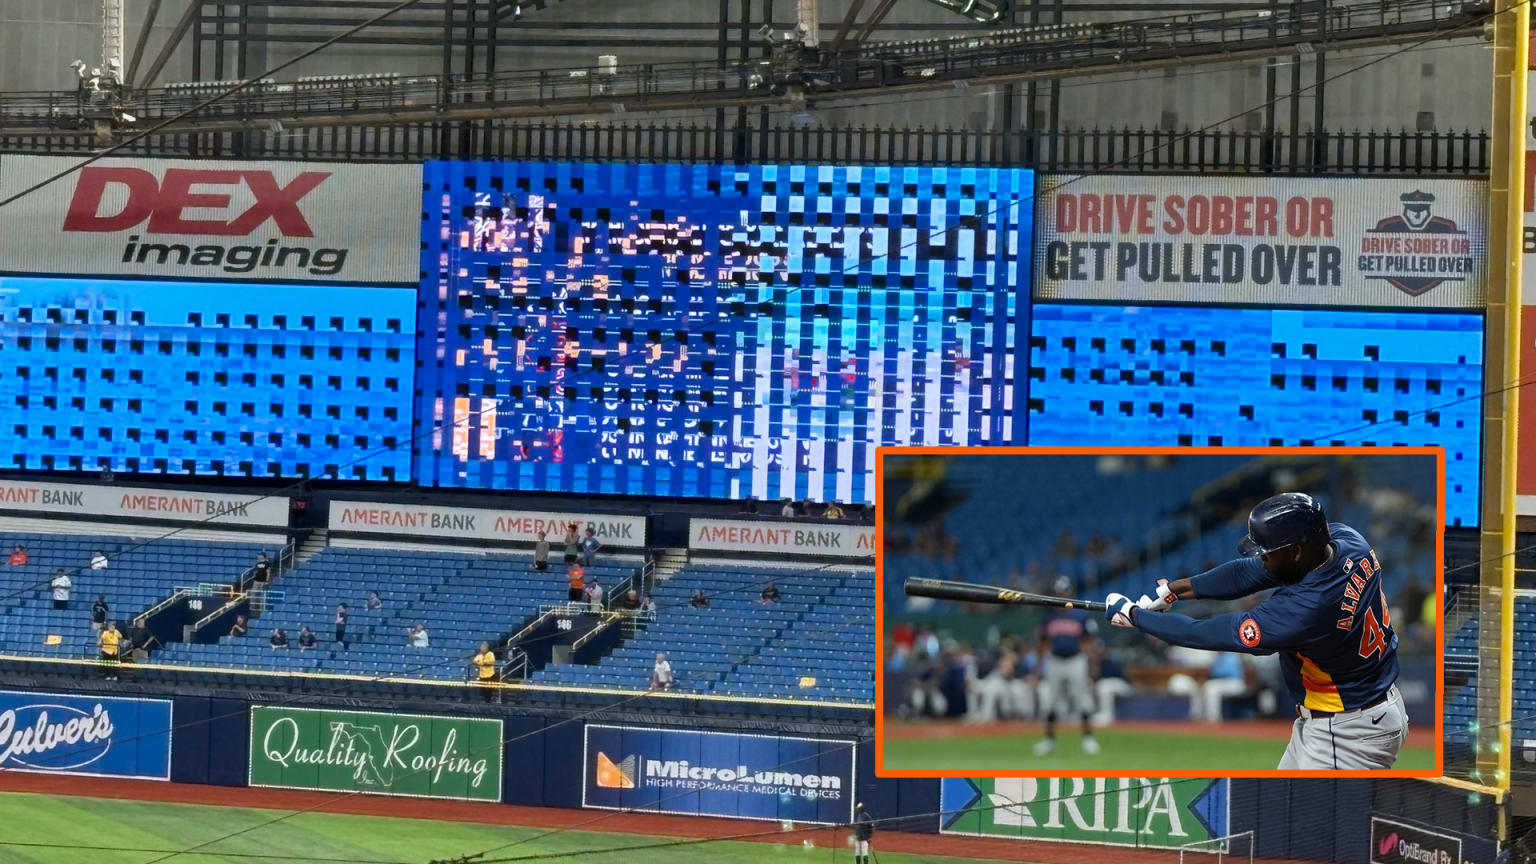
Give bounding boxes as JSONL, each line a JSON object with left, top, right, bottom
{"left": 63, "top": 167, "right": 330, "bottom": 236}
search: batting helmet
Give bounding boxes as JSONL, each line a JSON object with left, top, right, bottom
{"left": 1237, "top": 492, "right": 1329, "bottom": 557}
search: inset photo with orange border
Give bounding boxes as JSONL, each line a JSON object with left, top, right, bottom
{"left": 875, "top": 446, "right": 1444, "bottom": 778}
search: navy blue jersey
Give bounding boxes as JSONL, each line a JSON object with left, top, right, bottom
{"left": 1041, "top": 608, "right": 1096, "bottom": 658}
{"left": 1135, "top": 523, "right": 1397, "bottom": 712}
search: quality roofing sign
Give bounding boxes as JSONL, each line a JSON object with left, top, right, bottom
{"left": 1033, "top": 175, "right": 1487, "bottom": 308}
{"left": 0, "top": 690, "right": 172, "bottom": 780}
{"left": 0, "top": 155, "right": 420, "bottom": 283}
{"left": 249, "top": 706, "right": 503, "bottom": 802}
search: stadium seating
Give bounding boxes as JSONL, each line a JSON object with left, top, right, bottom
{"left": 533, "top": 563, "right": 875, "bottom": 702}
{"left": 0, "top": 532, "right": 270, "bottom": 658}
{"left": 0, "top": 529, "right": 877, "bottom": 704}
{"left": 158, "top": 547, "right": 634, "bottom": 681}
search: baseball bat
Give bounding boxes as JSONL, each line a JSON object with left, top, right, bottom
{"left": 902, "top": 577, "right": 1108, "bottom": 612}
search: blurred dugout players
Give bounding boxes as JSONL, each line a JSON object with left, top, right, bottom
{"left": 1034, "top": 576, "right": 1101, "bottom": 756}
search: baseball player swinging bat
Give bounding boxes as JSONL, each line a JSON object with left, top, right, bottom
{"left": 903, "top": 577, "right": 1107, "bottom": 612}
{"left": 1102, "top": 492, "right": 1408, "bottom": 770}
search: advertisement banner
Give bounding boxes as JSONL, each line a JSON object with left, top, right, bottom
{"left": 328, "top": 500, "right": 646, "bottom": 547}
{"left": 248, "top": 706, "right": 503, "bottom": 802}
{"left": 0, "top": 689, "right": 171, "bottom": 780}
{"left": 0, "top": 155, "right": 419, "bottom": 283}
{"left": 1519, "top": 56, "right": 1536, "bottom": 515}
{"left": 688, "top": 518, "right": 875, "bottom": 559}
{"left": 1370, "top": 816, "right": 1463, "bottom": 864}
{"left": 0, "top": 479, "right": 288, "bottom": 527}
{"left": 1034, "top": 175, "right": 1487, "bottom": 308}
{"left": 582, "top": 724, "right": 855, "bottom": 825}
{"left": 940, "top": 777, "right": 1228, "bottom": 851}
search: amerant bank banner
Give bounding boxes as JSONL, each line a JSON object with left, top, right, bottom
{"left": 329, "top": 499, "right": 647, "bottom": 548}
{"left": 0, "top": 479, "right": 289, "bottom": 528}
{"left": 0, "top": 155, "right": 420, "bottom": 283}
{"left": 1034, "top": 175, "right": 1487, "bottom": 309}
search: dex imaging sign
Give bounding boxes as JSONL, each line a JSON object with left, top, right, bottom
{"left": 0, "top": 690, "right": 171, "bottom": 780}
{"left": 583, "top": 724, "right": 855, "bottom": 824}
{"left": 0, "top": 155, "right": 419, "bottom": 282}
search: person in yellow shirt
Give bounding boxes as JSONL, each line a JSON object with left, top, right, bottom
{"left": 473, "top": 642, "right": 499, "bottom": 703}
{"left": 99, "top": 622, "right": 122, "bottom": 681}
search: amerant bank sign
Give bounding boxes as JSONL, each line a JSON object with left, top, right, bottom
{"left": 0, "top": 156, "right": 419, "bottom": 283}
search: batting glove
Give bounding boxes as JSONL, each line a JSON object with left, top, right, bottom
{"left": 1104, "top": 592, "right": 1137, "bottom": 627}
{"left": 1138, "top": 579, "right": 1179, "bottom": 612}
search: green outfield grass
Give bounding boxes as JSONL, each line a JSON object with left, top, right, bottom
{"left": 0, "top": 792, "right": 1014, "bottom": 864}
{"left": 882, "top": 728, "right": 1437, "bottom": 771}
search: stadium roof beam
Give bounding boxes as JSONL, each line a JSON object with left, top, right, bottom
{"left": 0, "top": 0, "right": 1485, "bottom": 134}
{"left": 125, "top": 0, "right": 164, "bottom": 87}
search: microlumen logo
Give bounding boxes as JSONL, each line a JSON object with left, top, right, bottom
{"left": 595, "top": 752, "right": 635, "bottom": 789}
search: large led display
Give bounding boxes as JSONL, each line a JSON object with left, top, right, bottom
{"left": 1028, "top": 304, "right": 1483, "bottom": 526}
{"left": 0, "top": 276, "right": 414, "bottom": 480}
{"left": 416, "top": 161, "right": 1032, "bottom": 503}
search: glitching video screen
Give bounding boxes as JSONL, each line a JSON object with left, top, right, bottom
{"left": 415, "top": 161, "right": 1033, "bottom": 503}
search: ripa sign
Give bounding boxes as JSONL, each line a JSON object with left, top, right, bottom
{"left": 940, "top": 777, "right": 1228, "bottom": 851}
{"left": 0, "top": 155, "right": 419, "bottom": 283}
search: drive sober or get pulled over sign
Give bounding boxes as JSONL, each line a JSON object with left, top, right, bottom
{"left": 1034, "top": 175, "right": 1486, "bottom": 309}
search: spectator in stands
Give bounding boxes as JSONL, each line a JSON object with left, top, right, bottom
{"left": 8, "top": 545, "right": 26, "bottom": 566}
{"left": 619, "top": 589, "right": 641, "bottom": 610}
{"left": 366, "top": 591, "right": 383, "bottom": 611}
{"left": 251, "top": 552, "right": 272, "bottom": 585}
{"left": 562, "top": 524, "right": 581, "bottom": 564}
{"left": 128, "top": 620, "right": 157, "bottom": 659}
{"left": 335, "top": 604, "right": 350, "bottom": 650}
{"left": 49, "top": 568, "right": 71, "bottom": 610}
{"left": 759, "top": 583, "right": 781, "bottom": 604}
{"left": 691, "top": 589, "right": 709, "bottom": 609}
{"left": 650, "top": 652, "right": 673, "bottom": 691}
{"left": 298, "top": 626, "right": 317, "bottom": 650}
{"left": 780, "top": 500, "right": 795, "bottom": 518}
{"left": 90, "top": 596, "right": 109, "bottom": 631}
{"left": 566, "top": 563, "right": 585, "bottom": 602}
{"left": 584, "top": 576, "right": 604, "bottom": 612}
{"left": 824, "top": 501, "right": 845, "bottom": 520}
{"left": 89, "top": 550, "right": 108, "bottom": 570}
{"left": 230, "top": 615, "right": 249, "bottom": 637}
{"left": 269, "top": 627, "right": 289, "bottom": 649}
{"left": 533, "top": 531, "right": 550, "bottom": 572}
{"left": 407, "top": 623, "right": 430, "bottom": 648}
{"left": 473, "top": 642, "right": 498, "bottom": 701}
{"left": 98, "top": 622, "right": 121, "bottom": 680}
{"left": 640, "top": 593, "right": 655, "bottom": 614}
{"left": 580, "top": 527, "right": 602, "bottom": 566}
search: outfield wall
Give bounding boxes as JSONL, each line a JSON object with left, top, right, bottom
{"left": 0, "top": 687, "right": 1499, "bottom": 863}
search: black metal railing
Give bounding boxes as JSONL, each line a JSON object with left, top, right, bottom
{"left": 0, "top": 122, "right": 1488, "bottom": 176}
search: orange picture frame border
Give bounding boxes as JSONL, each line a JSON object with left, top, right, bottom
{"left": 872, "top": 444, "right": 1447, "bottom": 779}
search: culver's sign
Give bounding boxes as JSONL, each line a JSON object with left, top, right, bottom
{"left": 0, "top": 690, "right": 172, "bottom": 780}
